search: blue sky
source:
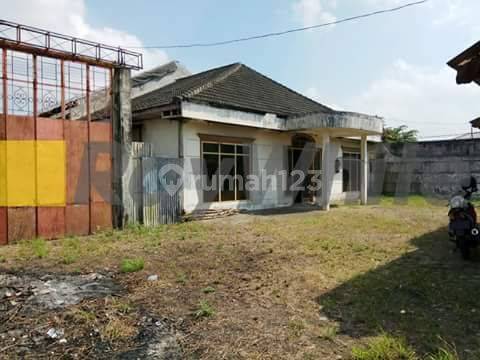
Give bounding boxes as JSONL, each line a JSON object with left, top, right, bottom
{"left": 2, "top": 0, "right": 480, "bottom": 138}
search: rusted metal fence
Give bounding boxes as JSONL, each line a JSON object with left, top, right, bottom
{"left": 0, "top": 47, "right": 114, "bottom": 244}
{"left": 126, "top": 143, "right": 183, "bottom": 226}
{"left": 142, "top": 157, "right": 183, "bottom": 226}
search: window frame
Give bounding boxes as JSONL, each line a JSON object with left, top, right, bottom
{"left": 200, "top": 139, "right": 251, "bottom": 203}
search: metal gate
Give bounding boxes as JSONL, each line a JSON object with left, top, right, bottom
{"left": 127, "top": 143, "right": 182, "bottom": 226}
{"left": 0, "top": 19, "right": 142, "bottom": 244}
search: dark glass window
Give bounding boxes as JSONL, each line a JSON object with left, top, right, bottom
{"left": 343, "top": 152, "right": 361, "bottom": 192}
{"left": 236, "top": 155, "right": 249, "bottom": 200}
{"left": 236, "top": 145, "right": 250, "bottom": 155}
{"left": 203, "top": 142, "right": 219, "bottom": 153}
{"left": 203, "top": 154, "right": 219, "bottom": 202}
{"left": 220, "top": 155, "right": 236, "bottom": 201}
{"left": 221, "top": 144, "right": 235, "bottom": 154}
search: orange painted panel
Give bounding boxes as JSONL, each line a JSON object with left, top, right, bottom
{"left": 0, "top": 116, "right": 5, "bottom": 139}
{"left": 0, "top": 208, "right": 7, "bottom": 245}
{"left": 65, "top": 205, "right": 89, "bottom": 236}
{"left": 90, "top": 121, "right": 112, "bottom": 142}
{"left": 65, "top": 121, "right": 89, "bottom": 205}
{"left": 90, "top": 121, "right": 112, "bottom": 205}
{"left": 7, "top": 207, "right": 36, "bottom": 242}
{"left": 91, "top": 153, "right": 112, "bottom": 203}
{"left": 6, "top": 115, "right": 34, "bottom": 140}
{"left": 37, "top": 118, "right": 63, "bottom": 140}
{"left": 91, "top": 202, "right": 112, "bottom": 233}
{"left": 38, "top": 207, "right": 65, "bottom": 239}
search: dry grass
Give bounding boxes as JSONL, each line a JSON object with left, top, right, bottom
{"left": 1, "top": 200, "right": 479, "bottom": 359}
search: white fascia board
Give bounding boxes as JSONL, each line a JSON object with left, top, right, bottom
{"left": 181, "top": 101, "right": 287, "bottom": 130}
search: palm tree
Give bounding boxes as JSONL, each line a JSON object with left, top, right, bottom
{"left": 382, "top": 125, "right": 418, "bottom": 143}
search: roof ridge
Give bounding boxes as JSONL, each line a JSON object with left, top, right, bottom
{"left": 179, "top": 63, "right": 242, "bottom": 100}
{"left": 239, "top": 64, "right": 333, "bottom": 113}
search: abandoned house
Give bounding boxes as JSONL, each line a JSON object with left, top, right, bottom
{"left": 131, "top": 63, "right": 383, "bottom": 213}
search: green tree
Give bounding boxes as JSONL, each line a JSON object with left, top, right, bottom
{"left": 382, "top": 125, "right": 418, "bottom": 143}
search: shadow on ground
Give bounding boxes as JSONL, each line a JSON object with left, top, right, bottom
{"left": 247, "top": 203, "right": 339, "bottom": 216}
{"left": 316, "top": 227, "right": 480, "bottom": 358}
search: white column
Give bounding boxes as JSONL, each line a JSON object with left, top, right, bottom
{"left": 360, "top": 135, "right": 368, "bottom": 205}
{"left": 321, "top": 133, "right": 331, "bottom": 211}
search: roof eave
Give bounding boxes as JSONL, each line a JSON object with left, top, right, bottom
{"left": 286, "top": 111, "right": 384, "bottom": 136}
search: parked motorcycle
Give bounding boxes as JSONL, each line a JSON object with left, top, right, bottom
{"left": 448, "top": 176, "right": 479, "bottom": 260}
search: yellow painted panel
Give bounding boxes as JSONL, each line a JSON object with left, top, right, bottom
{"left": 6, "top": 141, "right": 36, "bottom": 206}
{"left": 0, "top": 141, "right": 5, "bottom": 206}
{"left": 0, "top": 141, "right": 66, "bottom": 206}
{"left": 37, "top": 141, "right": 66, "bottom": 206}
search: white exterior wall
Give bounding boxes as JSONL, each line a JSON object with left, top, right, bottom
{"left": 180, "top": 120, "right": 359, "bottom": 213}
{"left": 142, "top": 119, "right": 179, "bottom": 158}
{"left": 182, "top": 120, "right": 294, "bottom": 212}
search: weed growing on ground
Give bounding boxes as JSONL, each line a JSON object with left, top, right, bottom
{"left": 201, "top": 286, "right": 216, "bottom": 294}
{"left": 120, "top": 258, "right": 144, "bottom": 273}
{"left": 195, "top": 300, "right": 215, "bottom": 318}
{"left": 175, "top": 272, "right": 188, "bottom": 285}
{"left": 351, "top": 334, "right": 418, "bottom": 360}
{"left": 101, "top": 318, "right": 136, "bottom": 341}
{"left": 28, "top": 238, "right": 48, "bottom": 259}
{"left": 61, "top": 237, "right": 81, "bottom": 264}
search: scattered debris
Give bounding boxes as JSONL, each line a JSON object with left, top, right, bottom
{"left": 118, "top": 318, "right": 181, "bottom": 360}
{"left": 46, "top": 328, "right": 64, "bottom": 340}
{"left": 0, "top": 271, "right": 182, "bottom": 358}
{"left": 182, "top": 208, "right": 240, "bottom": 221}
{"left": 147, "top": 275, "right": 159, "bottom": 282}
{"left": 0, "top": 272, "right": 121, "bottom": 310}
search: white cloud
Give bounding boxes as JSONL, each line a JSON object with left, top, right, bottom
{"left": 292, "top": 0, "right": 337, "bottom": 27}
{"left": 345, "top": 60, "right": 480, "bottom": 138}
{"left": 364, "top": 0, "right": 480, "bottom": 29}
{"left": 0, "top": 0, "right": 168, "bottom": 71}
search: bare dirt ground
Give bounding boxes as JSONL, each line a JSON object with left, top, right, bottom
{"left": 0, "top": 200, "right": 479, "bottom": 359}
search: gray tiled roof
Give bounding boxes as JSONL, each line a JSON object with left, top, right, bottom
{"left": 132, "top": 63, "right": 333, "bottom": 117}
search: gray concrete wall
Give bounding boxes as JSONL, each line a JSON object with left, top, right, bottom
{"left": 142, "top": 119, "right": 180, "bottom": 158}
{"left": 378, "top": 139, "right": 480, "bottom": 198}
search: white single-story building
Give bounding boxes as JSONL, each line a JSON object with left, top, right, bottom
{"left": 131, "top": 63, "right": 383, "bottom": 213}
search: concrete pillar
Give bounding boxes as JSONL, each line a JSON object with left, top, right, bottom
{"left": 360, "top": 135, "right": 368, "bottom": 205}
{"left": 112, "top": 68, "right": 132, "bottom": 228}
{"left": 321, "top": 133, "right": 331, "bottom": 211}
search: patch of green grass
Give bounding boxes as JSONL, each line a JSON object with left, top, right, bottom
{"left": 352, "top": 334, "right": 418, "bottom": 360}
{"left": 109, "top": 297, "right": 134, "bottom": 314}
{"left": 176, "top": 272, "right": 188, "bottom": 285}
{"left": 320, "top": 325, "right": 338, "bottom": 341}
{"left": 379, "top": 195, "right": 443, "bottom": 208}
{"left": 202, "top": 286, "right": 216, "bottom": 294}
{"left": 61, "top": 237, "right": 81, "bottom": 264}
{"left": 69, "top": 308, "right": 97, "bottom": 325}
{"left": 120, "top": 258, "right": 144, "bottom": 273}
{"left": 27, "top": 238, "right": 49, "bottom": 259}
{"left": 426, "top": 340, "right": 459, "bottom": 360}
{"left": 195, "top": 300, "right": 215, "bottom": 318}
